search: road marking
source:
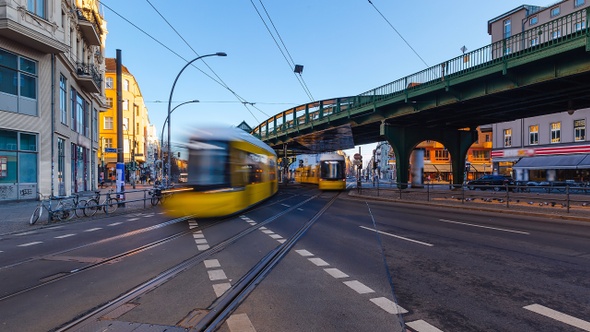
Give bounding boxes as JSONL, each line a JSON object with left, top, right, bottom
{"left": 308, "top": 257, "right": 329, "bottom": 266}
{"left": 204, "top": 259, "right": 221, "bottom": 268}
{"left": 18, "top": 241, "right": 42, "bottom": 247}
{"left": 197, "top": 244, "right": 210, "bottom": 251}
{"left": 360, "top": 226, "right": 434, "bottom": 247}
{"left": 370, "top": 297, "right": 408, "bottom": 314}
{"left": 208, "top": 269, "right": 227, "bottom": 281}
{"left": 297, "top": 208, "right": 304, "bottom": 211}
{"left": 54, "top": 234, "right": 75, "bottom": 239}
{"left": 16, "top": 231, "right": 38, "bottom": 236}
{"left": 439, "top": 219, "right": 529, "bottom": 235}
{"left": 269, "top": 234, "right": 283, "bottom": 239}
{"left": 108, "top": 222, "right": 122, "bottom": 226}
{"left": 261, "top": 230, "right": 274, "bottom": 234}
{"left": 277, "top": 239, "right": 286, "bottom": 243}
{"left": 193, "top": 233, "right": 205, "bottom": 239}
{"left": 194, "top": 239, "right": 208, "bottom": 244}
{"left": 259, "top": 226, "right": 267, "bottom": 230}
{"left": 406, "top": 319, "right": 443, "bottom": 332}
{"left": 295, "top": 249, "right": 314, "bottom": 257}
{"left": 226, "top": 313, "right": 257, "bottom": 332}
{"left": 324, "top": 268, "right": 349, "bottom": 279}
{"left": 281, "top": 204, "right": 291, "bottom": 208}
{"left": 213, "top": 283, "right": 232, "bottom": 297}
{"left": 127, "top": 217, "right": 139, "bottom": 221}
{"left": 343, "top": 280, "right": 374, "bottom": 294}
{"left": 84, "top": 228, "right": 102, "bottom": 232}
{"left": 524, "top": 304, "right": 590, "bottom": 331}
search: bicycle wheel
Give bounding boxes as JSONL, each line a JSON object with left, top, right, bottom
{"left": 150, "top": 195, "right": 159, "bottom": 206}
{"left": 84, "top": 199, "right": 99, "bottom": 217}
{"left": 57, "top": 202, "right": 75, "bottom": 221}
{"left": 75, "top": 199, "right": 87, "bottom": 218}
{"left": 30, "top": 206, "right": 43, "bottom": 225}
{"left": 104, "top": 198, "right": 118, "bottom": 214}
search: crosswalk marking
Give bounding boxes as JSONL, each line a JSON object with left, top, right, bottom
{"left": 406, "top": 319, "right": 443, "bottom": 332}
{"left": 226, "top": 313, "right": 256, "bottom": 332}
{"left": 524, "top": 304, "right": 590, "bottom": 331}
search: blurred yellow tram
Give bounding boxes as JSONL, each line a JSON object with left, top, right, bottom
{"left": 294, "top": 153, "right": 346, "bottom": 190}
{"left": 163, "top": 127, "right": 278, "bottom": 218}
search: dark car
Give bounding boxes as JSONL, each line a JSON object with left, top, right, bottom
{"left": 467, "top": 175, "right": 515, "bottom": 191}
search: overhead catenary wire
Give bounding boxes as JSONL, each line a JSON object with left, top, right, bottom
{"left": 249, "top": 0, "right": 315, "bottom": 101}
{"left": 143, "top": 0, "right": 268, "bottom": 122}
{"left": 367, "top": 0, "right": 429, "bottom": 68}
{"left": 98, "top": 0, "right": 269, "bottom": 123}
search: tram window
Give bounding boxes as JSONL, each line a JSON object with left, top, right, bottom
{"left": 187, "top": 140, "right": 230, "bottom": 188}
{"left": 320, "top": 160, "right": 345, "bottom": 179}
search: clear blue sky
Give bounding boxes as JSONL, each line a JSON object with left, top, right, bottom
{"left": 101, "top": 0, "right": 559, "bottom": 160}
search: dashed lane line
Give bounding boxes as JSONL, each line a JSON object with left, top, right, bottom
{"left": 370, "top": 297, "right": 408, "bottom": 315}
{"left": 226, "top": 313, "right": 257, "bottom": 332}
{"left": 343, "top": 280, "right": 375, "bottom": 294}
{"left": 524, "top": 304, "right": 590, "bottom": 331}
{"left": 54, "top": 234, "right": 75, "bottom": 239}
{"left": 324, "top": 268, "right": 348, "bottom": 279}
{"left": 359, "top": 226, "right": 434, "bottom": 247}
{"left": 439, "top": 219, "right": 530, "bottom": 235}
{"left": 84, "top": 228, "right": 102, "bottom": 232}
{"left": 406, "top": 319, "right": 443, "bottom": 332}
{"left": 18, "top": 241, "right": 43, "bottom": 247}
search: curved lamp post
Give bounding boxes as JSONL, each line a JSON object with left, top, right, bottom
{"left": 159, "top": 99, "right": 199, "bottom": 180}
{"left": 165, "top": 52, "right": 227, "bottom": 184}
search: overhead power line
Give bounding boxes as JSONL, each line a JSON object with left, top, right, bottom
{"left": 367, "top": 0, "right": 429, "bottom": 68}
{"left": 250, "top": 0, "right": 315, "bottom": 101}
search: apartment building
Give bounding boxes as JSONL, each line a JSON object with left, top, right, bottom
{"left": 0, "top": 0, "right": 107, "bottom": 201}
{"left": 100, "top": 58, "right": 154, "bottom": 186}
{"left": 488, "top": 0, "right": 590, "bottom": 183}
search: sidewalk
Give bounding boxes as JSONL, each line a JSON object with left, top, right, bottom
{"left": 0, "top": 184, "right": 157, "bottom": 235}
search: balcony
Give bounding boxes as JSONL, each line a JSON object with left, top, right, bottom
{"left": 76, "top": 62, "right": 102, "bottom": 94}
{"left": 76, "top": 8, "right": 102, "bottom": 46}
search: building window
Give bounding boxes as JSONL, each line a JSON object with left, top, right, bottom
{"left": 434, "top": 150, "right": 449, "bottom": 161}
{"left": 27, "top": 0, "right": 46, "bottom": 18}
{"left": 0, "top": 48, "right": 38, "bottom": 115}
{"left": 104, "top": 116, "right": 113, "bottom": 130}
{"left": 0, "top": 129, "right": 38, "bottom": 187}
{"left": 531, "top": 38, "right": 539, "bottom": 46}
{"left": 122, "top": 99, "right": 128, "bottom": 111}
{"left": 504, "top": 129, "right": 512, "bottom": 147}
{"left": 76, "top": 93, "right": 85, "bottom": 135}
{"left": 485, "top": 134, "right": 490, "bottom": 142}
{"left": 57, "top": 137, "right": 65, "bottom": 195}
{"left": 550, "top": 122, "right": 561, "bottom": 143}
{"left": 60, "top": 74, "right": 67, "bottom": 124}
{"left": 529, "top": 16, "right": 538, "bottom": 26}
{"left": 575, "top": 0, "right": 585, "bottom": 8}
{"left": 529, "top": 125, "right": 539, "bottom": 145}
{"left": 123, "top": 117, "right": 129, "bottom": 131}
{"left": 552, "top": 30, "right": 562, "bottom": 39}
{"left": 576, "top": 21, "right": 586, "bottom": 31}
{"left": 550, "top": 7, "right": 560, "bottom": 17}
{"left": 104, "top": 138, "right": 113, "bottom": 148}
{"left": 93, "top": 108, "right": 98, "bottom": 141}
{"left": 106, "top": 77, "right": 113, "bottom": 89}
{"left": 574, "top": 119, "right": 586, "bottom": 141}
{"left": 504, "top": 19, "right": 511, "bottom": 39}
{"left": 123, "top": 79, "right": 129, "bottom": 91}
{"left": 106, "top": 97, "right": 113, "bottom": 108}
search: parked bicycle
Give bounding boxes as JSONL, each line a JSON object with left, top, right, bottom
{"left": 30, "top": 193, "right": 72, "bottom": 225}
{"left": 149, "top": 185, "right": 171, "bottom": 206}
{"left": 83, "top": 189, "right": 120, "bottom": 217}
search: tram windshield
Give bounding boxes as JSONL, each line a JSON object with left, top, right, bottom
{"left": 320, "top": 160, "right": 345, "bottom": 180}
{"left": 186, "top": 140, "right": 229, "bottom": 189}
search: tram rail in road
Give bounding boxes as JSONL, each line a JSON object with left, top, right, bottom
{"left": 55, "top": 192, "right": 335, "bottom": 332}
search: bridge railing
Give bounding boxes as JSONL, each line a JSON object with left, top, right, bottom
{"left": 355, "top": 7, "right": 588, "bottom": 106}
{"left": 253, "top": 8, "right": 589, "bottom": 141}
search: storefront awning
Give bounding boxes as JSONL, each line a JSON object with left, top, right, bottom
{"left": 513, "top": 154, "right": 589, "bottom": 170}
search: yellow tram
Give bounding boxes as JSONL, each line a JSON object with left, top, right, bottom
{"left": 294, "top": 153, "right": 346, "bottom": 190}
{"left": 163, "top": 127, "right": 278, "bottom": 218}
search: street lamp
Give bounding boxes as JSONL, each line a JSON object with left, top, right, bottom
{"left": 159, "top": 99, "right": 199, "bottom": 181}
{"left": 166, "top": 52, "right": 227, "bottom": 185}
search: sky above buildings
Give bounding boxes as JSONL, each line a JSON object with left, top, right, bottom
{"left": 101, "top": 0, "right": 560, "bottom": 160}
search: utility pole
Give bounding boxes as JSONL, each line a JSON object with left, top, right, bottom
{"left": 116, "top": 50, "right": 125, "bottom": 206}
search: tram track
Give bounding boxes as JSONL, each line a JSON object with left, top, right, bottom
{"left": 54, "top": 191, "right": 338, "bottom": 332}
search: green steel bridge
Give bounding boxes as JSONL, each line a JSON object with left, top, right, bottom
{"left": 252, "top": 8, "right": 590, "bottom": 186}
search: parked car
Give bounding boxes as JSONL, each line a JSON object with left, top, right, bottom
{"left": 467, "top": 175, "right": 515, "bottom": 191}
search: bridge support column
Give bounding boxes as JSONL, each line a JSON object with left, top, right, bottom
{"left": 381, "top": 124, "right": 478, "bottom": 189}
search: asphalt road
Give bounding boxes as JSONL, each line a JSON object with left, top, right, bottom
{"left": 0, "top": 185, "right": 588, "bottom": 332}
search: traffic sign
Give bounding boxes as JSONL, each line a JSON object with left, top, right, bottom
{"left": 354, "top": 153, "right": 362, "bottom": 160}
{"left": 104, "top": 148, "right": 117, "bottom": 153}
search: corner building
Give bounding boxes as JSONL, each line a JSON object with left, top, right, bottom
{"left": 0, "top": 0, "right": 107, "bottom": 200}
{"left": 488, "top": 0, "right": 590, "bottom": 182}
